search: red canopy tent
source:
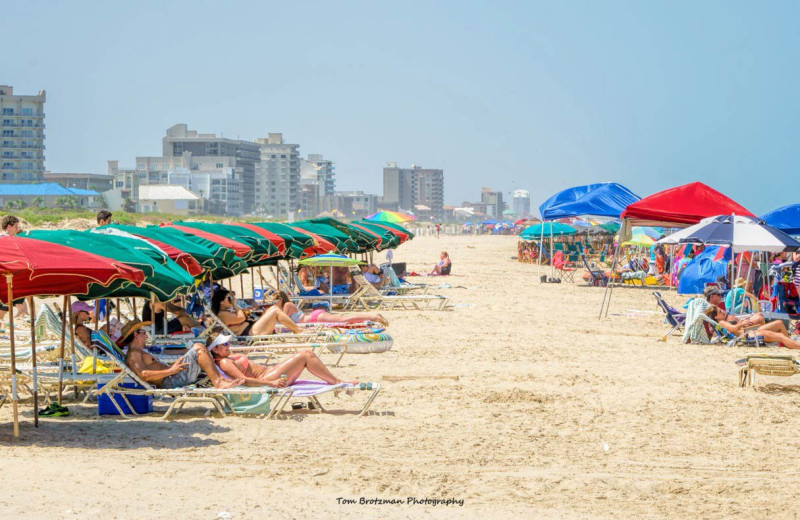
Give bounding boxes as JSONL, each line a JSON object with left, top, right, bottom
{"left": 620, "top": 182, "right": 755, "bottom": 227}
{"left": 601, "top": 182, "right": 755, "bottom": 318}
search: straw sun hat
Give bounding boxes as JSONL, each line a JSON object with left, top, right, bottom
{"left": 117, "top": 319, "right": 152, "bottom": 346}
{"left": 733, "top": 277, "right": 748, "bottom": 288}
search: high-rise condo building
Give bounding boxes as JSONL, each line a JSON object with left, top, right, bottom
{"left": 382, "top": 163, "right": 445, "bottom": 220}
{"left": 161, "top": 124, "right": 259, "bottom": 213}
{"left": 512, "top": 189, "right": 531, "bottom": 217}
{"left": 254, "top": 133, "right": 300, "bottom": 218}
{"left": 481, "top": 187, "right": 505, "bottom": 218}
{"left": 0, "top": 86, "right": 46, "bottom": 183}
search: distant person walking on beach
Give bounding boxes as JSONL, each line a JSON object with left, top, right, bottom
{"left": 436, "top": 223, "right": 441, "bottom": 238}
{"left": 96, "top": 209, "right": 113, "bottom": 226}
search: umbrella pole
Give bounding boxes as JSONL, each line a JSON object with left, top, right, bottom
{"left": 239, "top": 273, "right": 244, "bottom": 301}
{"left": 330, "top": 265, "right": 333, "bottom": 309}
{"left": 116, "top": 298, "right": 121, "bottom": 321}
{"left": 151, "top": 293, "right": 156, "bottom": 338}
{"left": 537, "top": 223, "right": 544, "bottom": 283}
{"left": 28, "top": 296, "right": 38, "bottom": 428}
{"left": 250, "top": 269, "right": 255, "bottom": 299}
{"left": 6, "top": 274, "right": 18, "bottom": 438}
{"left": 57, "top": 294, "right": 67, "bottom": 405}
{"left": 69, "top": 296, "right": 77, "bottom": 375}
{"left": 132, "top": 297, "right": 137, "bottom": 320}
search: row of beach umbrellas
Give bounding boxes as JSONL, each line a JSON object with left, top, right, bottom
{"left": 0, "top": 217, "right": 414, "bottom": 437}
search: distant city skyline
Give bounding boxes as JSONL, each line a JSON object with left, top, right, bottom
{"left": 3, "top": 1, "right": 799, "bottom": 215}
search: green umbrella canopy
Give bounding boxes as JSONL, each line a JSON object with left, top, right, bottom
{"left": 355, "top": 220, "right": 411, "bottom": 245}
{"left": 253, "top": 223, "right": 324, "bottom": 259}
{"left": 105, "top": 224, "right": 242, "bottom": 277}
{"left": 349, "top": 220, "right": 402, "bottom": 249}
{"left": 309, "top": 218, "right": 382, "bottom": 252}
{"left": 520, "top": 222, "right": 577, "bottom": 239}
{"left": 299, "top": 254, "right": 364, "bottom": 267}
{"left": 292, "top": 221, "right": 359, "bottom": 253}
{"left": 172, "top": 221, "right": 279, "bottom": 264}
{"left": 25, "top": 230, "right": 195, "bottom": 300}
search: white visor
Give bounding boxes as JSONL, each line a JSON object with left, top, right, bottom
{"left": 208, "top": 334, "right": 233, "bottom": 351}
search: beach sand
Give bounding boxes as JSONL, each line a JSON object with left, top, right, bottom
{"left": 0, "top": 234, "right": 798, "bottom": 519}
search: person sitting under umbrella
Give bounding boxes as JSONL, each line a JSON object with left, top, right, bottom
{"left": 362, "top": 263, "right": 388, "bottom": 288}
{"left": 270, "top": 291, "right": 388, "bottom": 326}
{"left": 205, "top": 330, "right": 357, "bottom": 388}
{"left": 121, "top": 320, "right": 242, "bottom": 390}
{"left": 703, "top": 305, "right": 800, "bottom": 347}
{"left": 211, "top": 288, "right": 301, "bottom": 336}
{"left": 71, "top": 300, "right": 96, "bottom": 347}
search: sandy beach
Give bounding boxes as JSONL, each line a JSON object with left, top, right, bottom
{"left": 0, "top": 234, "right": 799, "bottom": 519}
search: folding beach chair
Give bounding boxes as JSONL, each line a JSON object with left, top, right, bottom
{"left": 552, "top": 251, "right": 577, "bottom": 283}
{"left": 350, "top": 272, "right": 449, "bottom": 311}
{"left": 581, "top": 254, "right": 609, "bottom": 287}
{"left": 737, "top": 353, "right": 800, "bottom": 387}
{"left": 653, "top": 291, "right": 686, "bottom": 341}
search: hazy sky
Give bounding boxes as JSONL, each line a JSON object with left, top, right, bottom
{"left": 3, "top": 1, "right": 798, "bottom": 214}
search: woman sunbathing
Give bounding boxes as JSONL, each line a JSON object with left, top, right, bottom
{"left": 211, "top": 288, "right": 301, "bottom": 336}
{"left": 205, "top": 331, "right": 357, "bottom": 387}
{"left": 705, "top": 304, "right": 800, "bottom": 348}
{"left": 271, "top": 291, "right": 388, "bottom": 327}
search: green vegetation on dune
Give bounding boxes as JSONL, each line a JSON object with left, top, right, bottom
{"left": 13, "top": 208, "right": 272, "bottom": 227}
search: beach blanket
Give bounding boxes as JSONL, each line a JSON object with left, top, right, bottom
{"left": 289, "top": 379, "right": 353, "bottom": 396}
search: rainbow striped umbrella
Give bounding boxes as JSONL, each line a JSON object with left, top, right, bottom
{"left": 366, "top": 210, "right": 416, "bottom": 223}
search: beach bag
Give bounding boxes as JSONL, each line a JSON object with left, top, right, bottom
{"left": 223, "top": 392, "right": 272, "bottom": 415}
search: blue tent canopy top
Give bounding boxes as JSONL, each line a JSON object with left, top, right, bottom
{"left": 761, "top": 204, "right": 800, "bottom": 236}
{"left": 539, "top": 183, "right": 640, "bottom": 221}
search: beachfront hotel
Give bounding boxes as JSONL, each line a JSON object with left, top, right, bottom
{"left": 513, "top": 189, "right": 531, "bottom": 217}
{"left": 0, "top": 85, "right": 46, "bottom": 183}
{"left": 254, "top": 133, "right": 301, "bottom": 219}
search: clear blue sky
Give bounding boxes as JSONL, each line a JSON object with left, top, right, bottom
{"left": 3, "top": 1, "right": 798, "bottom": 214}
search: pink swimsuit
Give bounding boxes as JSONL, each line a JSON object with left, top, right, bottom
{"left": 308, "top": 309, "right": 326, "bottom": 322}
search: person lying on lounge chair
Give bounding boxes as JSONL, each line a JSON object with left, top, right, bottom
{"left": 429, "top": 251, "right": 451, "bottom": 276}
{"left": 72, "top": 300, "right": 96, "bottom": 348}
{"left": 704, "top": 304, "right": 800, "bottom": 348}
{"left": 212, "top": 288, "right": 302, "bottom": 336}
{"left": 205, "top": 331, "right": 357, "bottom": 388}
{"left": 271, "top": 291, "right": 388, "bottom": 326}
{"left": 121, "top": 320, "right": 243, "bottom": 389}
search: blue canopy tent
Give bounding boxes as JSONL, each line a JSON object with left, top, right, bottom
{"left": 761, "top": 204, "right": 800, "bottom": 236}
{"left": 539, "top": 182, "right": 641, "bottom": 221}
{"left": 535, "top": 183, "right": 640, "bottom": 282}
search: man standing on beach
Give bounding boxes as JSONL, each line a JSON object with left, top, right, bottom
{"left": 96, "top": 209, "right": 113, "bottom": 227}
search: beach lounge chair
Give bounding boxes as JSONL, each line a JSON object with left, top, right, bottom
{"left": 350, "top": 272, "right": 449, "bottom": 311}
{"left": 653, "top": 291, "right": 686, "bottom": 341}
{"left": 89, "top": 340, "right": 294, "bottom": 419}
{"left": 581, "top": 254, "right": 609, "bottom": 287}
{"left": 384, "top": 267, "right": 430, "bottom": 295}
{"left": 737, "top": 353, "right": 800, "bottom": 387}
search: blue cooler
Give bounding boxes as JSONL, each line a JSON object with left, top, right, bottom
{"left": 97, "top": 382, "right": 153, "bottom": 415}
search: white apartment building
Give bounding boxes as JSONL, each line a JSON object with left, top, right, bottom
{"left": 512, "top": 189, "right": 531, "bottom": 217}
{"left": 0, "top": 86, "right": 46, "bottom": 183}
{"left": 254, "top": 133, "right": 300, "bottom": 218}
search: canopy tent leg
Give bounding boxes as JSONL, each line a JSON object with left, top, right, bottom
{"left": 536, "top": 222, "right": 545, "bottom": 283}
{"left": 599, "top": 242, "right": 621, "bottom": 318}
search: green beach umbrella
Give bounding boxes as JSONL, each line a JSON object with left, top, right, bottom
{"left": 520, "top": 222, "right": 577, "bottom": 239}
{"left": 293, "top": 221, "right": 359, "bottom": 253}
{"left": 109, "top": 224, "right": 248, "bottom": 280}
{"left": 172, "top": 221, "right": 279, "bottom": 264}
{"left": 25, "top": 230, "right": 194, "bottom": 301}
